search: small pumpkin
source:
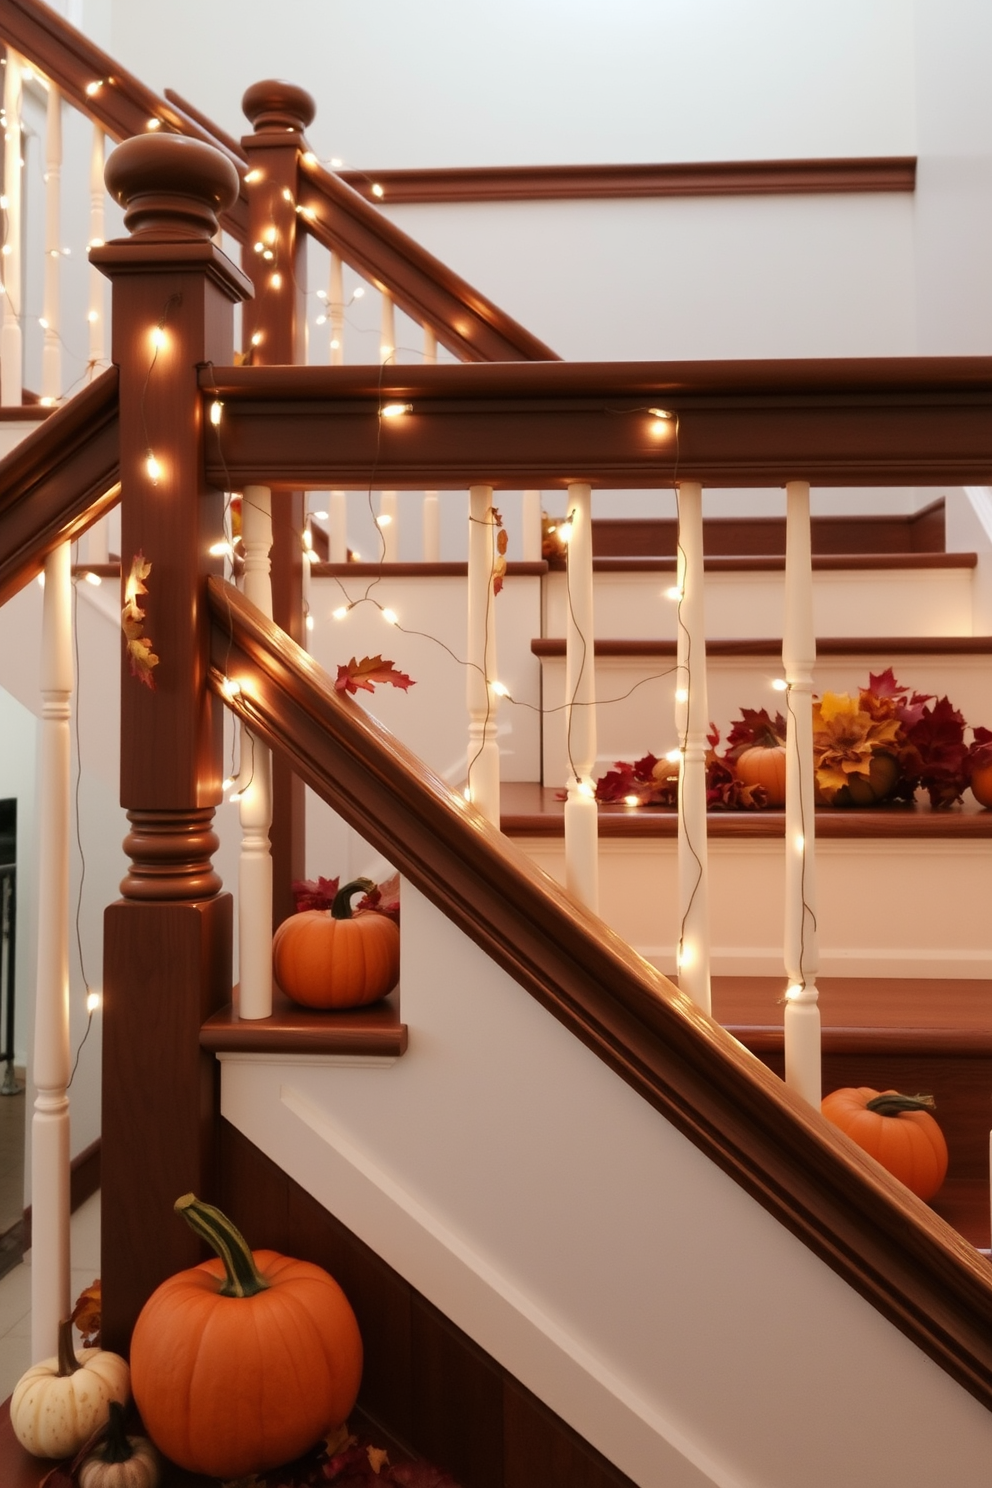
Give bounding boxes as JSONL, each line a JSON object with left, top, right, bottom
{"left": 272, "top": 876, "right": 400, "bottom": 1009}
{"left": 130, "top": 1194, "right": 363, "bottom": 1479}
{"left": 821, "top": 1086, "right": 948, "bottom": 1200}
{"left": 77, "top": 1401, "right": 161, "bottom": 1488}
{"left": 971, "top": 755, "right": 992, "bottom": 809}
{"left": 734, "top": 743, "right": 787, "bottom": 807}
{"left": 829, "top": 750, "right": 901, "bottom": 808}
{"left": 10, "top": 1318, "right": 130, "bottom": 1459}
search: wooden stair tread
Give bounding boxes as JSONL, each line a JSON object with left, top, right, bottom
{"left": 500, "top": 783, "right": 992, "bottom": 837}
{"left": 560, "top": 552, "right": 978, "bottom": 573}
{"left": 533, "top": 635, "right": 992, "bottom": 657}
{"left": 591, "top": 507, "right": 947, "bottom": 559}
{"left": 706, "top": 975, "right": 992, "bottom": 1040}
{"left": 201, "top": 985, "right": 407, "bottom": 1057}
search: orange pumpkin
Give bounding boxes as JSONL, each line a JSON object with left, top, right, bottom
{"left": 130, "top": 1195, "right": 362, "bottom": 1479}
{"left": 735, "top": 744, "right": 787, "bottom": 807}
{"left": 971, "top": 757, "right": 992, "bottom": 809}
{"left": 273, "top": 877, "right": 399, "bottom": 1009}
{"left": 821, "top": 1087, "right": 948, "bottom": 1200}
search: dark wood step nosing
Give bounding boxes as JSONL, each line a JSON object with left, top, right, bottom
{"left": 200, "top": 985, "right": 408, "bottom": 1058}
{"left": 532, "top": 636, "right": 992, "bottom": 658}
{"left": 564, "top": 552, "right": 979, "bottom": 573}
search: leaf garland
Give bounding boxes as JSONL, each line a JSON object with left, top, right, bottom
{"left": 334, "top": 656, "right": 415, "bottom": 696}
{"left": 121, "top": 551, "right": 159, "bottom": 689}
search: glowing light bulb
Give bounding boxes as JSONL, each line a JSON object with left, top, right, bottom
{"left": 0, "top": 195, "right": 7, "bottom": 209}
{"left": 678, "top": 941, "right": 694, "bottom": 970}
{"left": 376, "top": 513, "right": 393, "bottom": 528}
{"left": 785, "top": 983, "right": 804, "bottom": 1002}
{"left": 332, "top": 606, "right": 349, "bottom": 620}
{"left": 665, "top": 586, "right": 683, "bottom": 601}
{"left": 330, "top": 338, "right": 340, "bottom": 350}
{"left": 87, "top": 310, "right": 98, "bottom": 323}
{"left": 262, "top": 249, "right": 274, "bottom": 261}
{"left": 36, "top": 573, "right": 45, "bottom": 588}
{"left": 39, "top": 396, "right": 55, "bottom": 407}
{"left": 145, "top": 452, "right": 162, "bottom": 483}
{"left": 38, "top": 316, "right": 48, "bottom": 329}
{"left": 86, "top": 990, "right": 101, "bottom": 1013}
{"left": 312, "top": 509, "right": 329, "bottom": 520}
{"left": 381, "top": 608, "right": 398, "bottom": 626}
{"left": 281, "top": 188, "right": 293, "bottom": 203}
{"left": 649, "top": 407, "right": 673, "bottom": 421}
{"left": 577, "top": 780, "right": 595, "bottom": 798}
{"left": 270, "top": 272, "right": 282, "bottom": 289}
{"left": 665, "top": 748, "right": 681, "bottom": 764}
{"left": 331, "top": 157, "right": 343, "bottom": 169}
{"left": 147, "top": 117, "right": 161, "bottom": 131}
{"left": 220, "top": 677, "right": 242, "bottom": 701}
{"left": 229, "top": 787, "right": 245, "bottom": 803}
{"left": 315, "top": 313, "right": 327, "bottom": 326}
{"left": 371, "top": 183, "right": 384, "bottom": 198}
{"left": 624, "top": 794, "right": 640, "bottom": 807}
{"left": 250, "top": 331, "right": 262, "bottom": 347}
{"left": 381, "top": 402, "right": 411, "bottom": 419}
{"left": 303, "top": 548, "right": 318, "bottom": 564}
{"left": 353, "top": 286, "right": 365, "bottom": 299}
{"left": 223, "top": 775, "right": 237, "bottom": 791}
{"left": 85, "top": 80, "right": 103, "bottom": 96}
{"left": 303, "top": 152, "right": 318, "bottom": 166}
{"left": 463, "top": 786, "right": 472, "bottom": 802}
{"left": 302, "top": 529, "right": 313, "bottom": 550}
{"left": 88, "top": 237, "right": 104, "bottom": 249}
{"left": 209, "top": 541, "right": 234, "bottom": 558}
{"left": 558, "top": 520, "right": 573, "bottom": 542}
{"left": 209, "top": 399, "right": 222, "bottom": 426}
{"left": 490, "top": 680, "right": 509, "bottom": 698}
{"left": 675, "top": 687, "right": 688, "bottom": 705}
{"left": 794, "top": 834, "right": 804, "bottom": 854}
{"left": 245, "top": 169, "right": 262, "bottom": 184}
{"left": 83, "top": 571, "right": 102, "bottom": 586}
{"left": 265, "top": 226, "right": 277, "bottom": 245}
{"left": 253, "top": 240, "right": 265, "bottom": 254}
{"left": 306, "top": 614, "right": 315, "bottom": 632}
{"left": 151, "top": 326, "right": 166, "bottom": 350}
{"left": 772, "top": 677, "right": 789, "bottom": 692}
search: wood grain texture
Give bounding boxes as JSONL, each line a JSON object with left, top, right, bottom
{"left": 201, "top": 984, "right": 407, "bottom": 1056}
{"left": 0, "top": 367, "right": 119, "bottom": 606}
{"left": 531, "top": 636, "right": 992, "bottom": 657}
{"left": 200, "top": 358, "right": 992, "bottom": 489}
{"left": 207, "top": 577, "right": 992, "bottom": 1414}
{"left": 591, "top": 503, "right": 945, "bottom": 557}
{"left": 339, "top": 157, "right": 917, "bottom": 204}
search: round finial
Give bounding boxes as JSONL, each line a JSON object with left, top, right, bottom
{"left": 242, "top": 80, "right": 316, "bottom": 134}
{"left": 104, "top": 135, "right": 240, "bottom": 239}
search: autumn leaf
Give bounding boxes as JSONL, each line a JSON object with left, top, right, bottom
{"left": 291, "top": 876, "right": 340, "bottom": 912}
{"left": 492, "top": 523, "right": 509, "bottom": 596}
{"left": 121, "top": 552, "right": 159, "bottom": 689}
{"left": 725, "top": 707, "right": 787, "bottom": 756}
{"left": 71, "top": 1278, "right": 101, "bottom": 1347}
{"left": 335, "top": 656, "right": 415, "bottom": 696}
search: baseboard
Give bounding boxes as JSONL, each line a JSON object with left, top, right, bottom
{"left": 21, "top": 1137, "right": 101, "bottom": 1251}
{"left": 641, "top": 947, "right": 992, "bottom": 979}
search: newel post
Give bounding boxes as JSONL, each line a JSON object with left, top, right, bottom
{"left": 92, "top": 136, "right": 252, "bottom": 1351}
{"left": 241, "top": 81, "right": 315, "bottom": 927}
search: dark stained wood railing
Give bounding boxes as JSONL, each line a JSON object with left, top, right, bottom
{"left": 200, "top": 358, "right": 992, "bottom": 490}
{"left": 0, "top": 366, "right": 119, "bottom": 604}
{"left": 207, "top": 576, "right": 992, "bottom": 1414}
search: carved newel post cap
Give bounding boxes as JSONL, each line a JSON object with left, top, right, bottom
{"left": 105, "top": 135, "right": 240, "bottom": 239}
{"left": 242, "top": 79, "right": 316, "bottom": 134}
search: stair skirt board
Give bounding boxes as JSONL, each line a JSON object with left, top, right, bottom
{"left": 216, "top": 1120, "right": 636, "bottom": 1488}
{"left": 509, "top": 838, "right": 992, "bottom": 979}
{"left": 217, "top": 884, "right": 992, "bottom": 1488}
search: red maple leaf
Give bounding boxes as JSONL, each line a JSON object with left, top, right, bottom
{"left": 291, "top": 875, "right": 341, "bottom": 912}
{"left": 725, "top": 707, "right": 786, "bottom": 756}
{"left": 903, "top": 695, "right": 970, "bottom": 807}
{"left": 335, "top": 656, "right": 415, "bottom": 695}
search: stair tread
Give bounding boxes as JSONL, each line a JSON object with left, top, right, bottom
{"left": 549, "top": 552, "right": 978, "bottom": 573}
{"left": 501, "top": 783, "right": 992, "bottom": 837}
{"left": 201, "top": 985, "right": 407, "bottom": 1057}
{"left": 533, "top": 636, "right": 992, "bottom": 656}
{"left": 706, "top": 975, "right": 992, "bottom": 1038}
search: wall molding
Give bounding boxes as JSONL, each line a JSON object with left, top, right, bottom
{"left": 341, "top": 157, "right": 917, "bottom": 205}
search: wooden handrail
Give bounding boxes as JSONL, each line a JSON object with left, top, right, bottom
{"left": 200, "top": 356, "right": 992, "bottom": 489}
{"left": 0, "top": 366, "right": 120, "bottom": 604}
{"left": 297, "top": 156, "right": 558, "bottom": 363}
{"left": 207, "top": 575, "right": 992, "bottom": 1411}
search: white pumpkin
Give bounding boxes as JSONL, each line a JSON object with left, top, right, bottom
{"left": 10, "top": 1319, "right": 130, "bottom": 1459}
{"left": 78, "top": 1402, "right": 161, "bottom": 1488}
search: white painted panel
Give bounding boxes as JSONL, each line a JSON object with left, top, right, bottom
{"left": 220, "top": 880, "right": 992, "bottom": 1488}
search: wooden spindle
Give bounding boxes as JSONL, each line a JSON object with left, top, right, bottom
{"left": 237, "top": 484, "right": 274, "bottom": 1019}
{"left": 31, "top": 540, "right": 72, "bottom": 1361}
{"left": 328, "top": 250, "right": 344, "bottom": 364}
{"left": 674, "top": 482, "right": 711, "bottom": 1013}
{"left": 380, "top": 290, "right": 395, "bottom": 365}
{"left": 522, "top": 489, "right": 542, "bottom": 562}
{"left": 563, "top": 482, "right": 598, "bottom": 913}
{"left": 329, "top": 490, "right": 348, "bottom": 561}
{"left": 783, "top": 478, "right": 821, "bottom": 1105}
{"left": 466, "top": 484, "right": 500, "bottom": 826}
{"left": 1, "top": 51, "right": 23, "bottom": 406}
{"left": 41, "top": 83, "right": 61, "bottom": 404}
{"left": 378, "top": 490, "right": 398, "bottom": 562}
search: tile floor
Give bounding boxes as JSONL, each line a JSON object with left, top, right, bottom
{"left": 0, "top": 1192, "right": 100, "bottom": 1400}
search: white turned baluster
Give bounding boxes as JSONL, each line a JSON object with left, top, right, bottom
{"left": 674, "top": 482, "right": 711, "bottom": 1014}
{"left": 1, "top": 52, "right": 23, "bottom": 406}
{"left": 423, "top": 325, "right": 439, "bottom": 560}
{"left": 31, "top": 540, "right": 72, "bottom": 1360}
{"left": 41, "top": 83, "right": 61, "bottom": 404}
{"left": 378, "top": 490, "right": 398, "bottom": 561}
{"left": 380, "top": 291, "right": 395, "bottom": 364}
{"left": 238, "top": 485, "right": 274, "bottom": 1019}
{"left": 328, "top": 251, "right": 344, "bottom": 364}
{"left": 783, "top": 478, "right": 821, "bottom": 1105}
{"left": 563, "top": 483, "right": 598, "bottom": 913}
{"left": 522, "top": 490, "right": 542, "bottom": 562}
{"left": 329, "top": 491, "right": 348, "bottom": 561}
{"left": 466, "top": 484, "right": 500, "bottom": 825}
{"left": 85, "top": 124, "right": 109, "bottom": 563}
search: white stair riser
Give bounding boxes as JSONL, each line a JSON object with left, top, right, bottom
{"left": 512, "top": 836, "right": 992, "bottom": 979}
{"left": 538, "top": 652, "right": 992, "bottom": 786}
{"left": 544, "top": 567, "right": 976, "bottom": 641}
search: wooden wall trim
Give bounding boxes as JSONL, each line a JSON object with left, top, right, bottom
{"left": 532, "top": 635, "right": 992, "bottom": 657}
{"left": 208, "top": 578, "right": 992, "bottom": 1415}
{"left": 0, "top": 367, "right": 120, "bottom": 605}
{"left": 200, "top": 358, "right": 992, "bottom": 489}
{"left": 340, "top": 156, "right": 917, "bottom": 205}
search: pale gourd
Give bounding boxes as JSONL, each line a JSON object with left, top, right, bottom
{"left": 10, "top": 1318, "right": 130, "bottom": 1459}
{"left": 78, "top": 1401, "right": 161, "bottom": 1488}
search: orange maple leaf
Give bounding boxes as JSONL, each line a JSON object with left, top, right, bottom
{"left": 121, "top": 552, "right": 159, "bottom": 689}
{"left": 334, "top": 656, "right": 415, "bottom": 696}
{"left": 70, "top": 1278, "right": 101, "bottom": 1347}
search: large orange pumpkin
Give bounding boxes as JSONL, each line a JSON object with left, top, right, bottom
{"left": 821, "top": 1087, "right": 948, "bottom": 1200}
{"left": 130, "top": 1195, "right": 362, "bottom": 1479}
{"left": 273, "top": 877, "right": 399, "bottom": 1009}
{"left": 735, "top": 743, "right": 787, "bottom": 807}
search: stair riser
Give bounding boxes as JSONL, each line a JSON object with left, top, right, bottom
{"left": 544, "top": 567, "right": 975, "bottom": 640}
{"left": 538, "top": 653, "right": 992, "bottom": 787}
{"left": 510, "top": 836, "right": 992, "bottom": 979}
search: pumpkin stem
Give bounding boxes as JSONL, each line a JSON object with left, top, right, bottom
{"left": 97, "top": 1401, "right": 135, "bottom": 1465}
{"left": 174, "top": 1194, "right": 270, "bottom": 1298}
{"left": 865, "top": 1092, "right": 937, "bottom": 1118}
{"left": 56, "top": 1317, "right": 82, "bottom": 1377}
{"left": 331, "top": 877, "right": 377, "bottom": 921}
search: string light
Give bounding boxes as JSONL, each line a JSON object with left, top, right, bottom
{"left": 83, "top": 571, "right": 102, "bottom": 587}
{"left": 145, "top": 451, "right": 162, "bottom": 484}
{"left": 302, "top": 152, "right": 318, "bottom": 166}
{"left": 381, "top": 608, "right": 398, "bottom": 625}
{"left": 86, "top": 990, "right": 101, "bottom": 1013}
{"left": 784, "top": 983, "right": 805, "bottom": 1002}
{"left": 490, "top": 680, "right": 510, "bottom": 698}
{"left": 665, "top": 748, "right": 682, "bottom": 764}
{"left": 209, "top": 399, "right": 223, "bottom": 426}
{"left": 306, "top": 614, "right": 315, "bottom": 632}
{"left": 375, "top": 513, "right": 393, "bottom": 528}
{"left": 250, "top": 331, "right": 262, "bottom": 347}
{"left": 794, "top": 833, "right": 804, "bottom": 853}
{"left": 245, "top": 169, "right": 262, "bottom": 183}
{"left": 151, "top": 326, "right": 167, "bottom": 351}
{"left": 772, "top": 677, "right": 789, "bottom": 692}
{"left": 281, "top": 188, "right": 293, "bottom": 203}
{"left": 270, "top": 272, "right": 282, "bottom": 289}
{"left": 85, "top": 80, "right": 103, "bottom": 96}
{"left": 371, "top": 183, "right": 384, "bottom": 198}
{"left": 664, "top": 585, "right": 683, "bottom": 601}
{"left": 332, "top": 606, "right": 350, "bottom": 620}
{"left": 649, "top": 407, "right": 674, "bottom": 421}
{"left": 463, "top": 786, "right": 472, "bottom": 802}
{"left": 209, "top": 540, "right": 234, "bottom": 558}
{"left": 353, "top": 286, "right": 365, "bottom": 299}
{"left": 147, "top": 118, "right": 161, "bottom": 131}
{"left": 381, "top": 403, "right": 412, "bottom": 419}
{"left": 675, "top": 687, "right": 688, "bottom": 704}
{"left": 558, "top": 519, "right": 574, "bottom": 543}
{"left": 220, "top": 677, "right": 242, "bottom": 702}
{"left": 577, "top": 780, "right": 595, "bottom": 798}
{"left": 624, "top": 794, "right": 639, "bottom": 807}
